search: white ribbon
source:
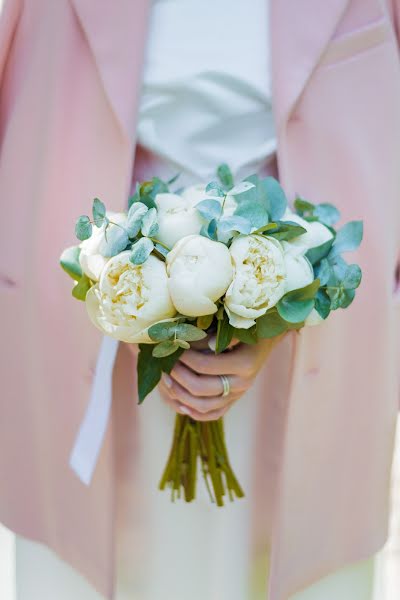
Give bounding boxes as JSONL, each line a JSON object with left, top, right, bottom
{"left": 69, "top": 335, "right": 119, "bottom": 485}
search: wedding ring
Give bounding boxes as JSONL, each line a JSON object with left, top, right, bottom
{"left": 219, "top": 375, "right": 230, "bottom": 397}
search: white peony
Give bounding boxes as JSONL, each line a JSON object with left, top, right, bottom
{"left": 282, "top": 209, "right": 333, "bottom": 252}
{"left": 282, "top": 242, "right": 315, "bottom": 294}
{"left": 224, "top": 235, "right": 287, "bottom": 329}
{"left": 79, "top": 212, "right": 127, "bottom": 282}
{"left": 154, "top": 192, "right": 204, "bottom": 250}
{"left": 166, "top": 234, "right": 233, "bottom": 316}
{"left": 85, "top": 250, "right": 176, "bottom": 343}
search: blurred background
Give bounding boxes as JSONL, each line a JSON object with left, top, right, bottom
{"left": 0, "top": 0, "right": 399, "bottom": 598}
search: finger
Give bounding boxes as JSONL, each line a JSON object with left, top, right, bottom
{"left": 162, "top": 374, "right": 241, "bottom": 413}
{"left": 170, "top": 362, "right": 242, "bottom": 397}
{"left": 160, "top": 379, "right": 233, "bottom": 421}
{"left": 179, "top": 345, "right": 253, "bottom": 376}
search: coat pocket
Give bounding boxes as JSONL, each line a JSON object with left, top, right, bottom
{"left": 318, "top": 17, "right": 392, "bottom": 69}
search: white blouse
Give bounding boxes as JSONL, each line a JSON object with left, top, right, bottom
{"left": 137, "top": 0, "right": 276, "bottom": 183}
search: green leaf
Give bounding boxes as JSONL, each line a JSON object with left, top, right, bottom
{"left": 207, "top": 218, "right": 218, "bottom": 240}
{"left": 314, "top": 203, "right": 340, "bottom": 226}
{"left": 340, "top": 287, "right": 356, "bottom": 308}
{"left": 139, "top": 177, "right": 169, "bottom": 209}
{"left": 331, "top": 220, "right": 363, "bottom": 255}
{"left": 167, "top": 172, "right": 181, "bottom": 185}
{"left": 205, "top": 181, "right": 225, "bottom": 197}
{"left": 217, "top": 163, "right": 234, "bottom": 190}
{"left": 174, "top": 323, "right": 207, "bottom": 341}
{"left": 342, "top": 264, "right": 362, "bottom": 289}
{"left": 215, "top": 313, "right": 234, "bottom": 353}
{"left": 141, "top": 207, "right": 158, "bottom": 237}
{"left": 265, "top": 220, "right": 307, "bottom": 242}
{"left": 232, "top": 325, "right": 258, "bottom": 344}
{"left": 92, "top": 198, "right": 106, "bottom": 227}
{"left": 126, "top": 202, "right": 148, "bottom": 237}
{"left": 263, "top": 177, "right": 287, "bottom": 221}
{"left": 196, "top": 199, "right": 222, "bottom": 220}
{"left": 130, "top": 237, "right": 154, "bottom": 265}
{"left": 137, "top": 343, "right": 184, "bottom": 403}
{"left": 152, "top": 340, "right": 180, "bottom": 358}
{"left": 217, "top": 215, "right": 252, "bottom": 236}
{"left": 306, "top": 237, "right": 334, "bottom": 265}
{"left": 60, "top": 246, "right": 82, "bottom": 281}
{"left": 257, "top": 309, "right": 289, "bottom": 338}
{"left": 75, "top": 215, "right": 92, "bottom": 241}
{"left": 314, "top": 289, "right": 331, "bottom": 319}
{"left": 71, "top": 273, "right": 92, "bottom": 301}
{"left": 294, "top": 197, "right": 315, "bottom": 216}
{"left": 229, "top": 181, "right": 256, "bottom": 196}
{"left": 277, "top": 279, "right": 320, "bottom": 323}
{"left": 234, "top": 201, "right": 269, "bottom": 229}
{"left": 148, "top": 320, "right": 180, "bottom": 342}
{"left": 99, "top": 224, "right": 129, "bottom": 257}
{"left": 315, "top": 258, "right": 332, "bottom": 286}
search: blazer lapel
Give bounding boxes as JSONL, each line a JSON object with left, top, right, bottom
{"left": 69, "top": 0, "right": 151, "bottom": 145}
{"left": 270, "top": 0, "right": 349, "bottom": 132}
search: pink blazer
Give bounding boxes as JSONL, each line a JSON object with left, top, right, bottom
{"left": 1, "top": 0, "right": 400, "bottom": 598}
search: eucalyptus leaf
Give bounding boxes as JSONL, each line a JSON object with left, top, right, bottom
{"left": 217, "top": 163, "right": 234, "bottom": 190}
{"left": 167, "top": 172, "right": 181, "bottom": 185}
{"left": 152, "top": 340, "right": 180, "bottom": 358}
{"left": 306, "top": 237, "right": 334, "bottom": 265}
{"left": 314, "top": 203, "right": 340, "bottom": 226}
{"left": 197, "top": 314, "right": 214, "bottom": 330}
{"left": 60, "top": 246, "right": 82, "bottom": 281}
{"left": 99, "top": 224, "right": 129, "bottom": 257}
{"left": 126, "top": 202, "right": 148, "bottom": 237}
{"left": 232, "top": 325, "right": 258, "bottom": 344}
{"left": 234, "top": 202, "right": 269, "bottom": 229}
{"left": 266, "top": 221, "right": 307, "bottom": 242}
{"left": 314, "top": 258, "right": 332, "bottom": 286}
{"left": 217, "top": 215, "right": 252, "bottom": 236}
{"left": 207, "top": 219, "right": 218, "bottom": 240}
{"left": 205, "top": 181, "right": 225, "bottom": 197}
{"left": 277, "top": 279, "right": 320, "bottom": 323}
{"left": 330, "top": 220, "right": 363, "bottom": 255}
{"left": 72, "top": 274, "right": 92, "bottom": 301}
{"left": 130, "top": 237, "right": 154, "bottom": 265}
{"left": 257, "top": 309, "right": 289, "bottom": 338}
{"left": 294, "top": 197, "right": 315, "bottom": 216}
{"left": 141, "top": 207, "right": 159, "bottom": 237}
{"left": 92, "top": 198, "right": 106, "bottom": 227}
{"left": 174, "top": 323, "right": 207, "bottom": 341}
{"left": 215, "top": 313, "right": 234, "bottom": 353}
{"left": 75, "top": 215, "right": 92, "bottom": 241}
{"left": 314, "top": 289, "right": 331, "bottom": 319}
{"left": 196, "top": 199, "right": 222, "bottom": 220}
{"left": 342, "top": 264, "right": 362, "bottom": 289}
{"left": 176, "top": 339, "right": 190, "bottom": 349}
{"left": 229, "top": 181, "right": 256, "bottom": 196}
{"left": 263, "top": 177, "right": 287, "bottom": 221}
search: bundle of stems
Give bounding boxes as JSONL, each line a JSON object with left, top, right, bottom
{"left": 159, "top": 414, "right": 244, "bottom": 506}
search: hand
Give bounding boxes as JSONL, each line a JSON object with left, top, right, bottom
{"left": 159, "top": 334, "right": 285, "bottom": 421}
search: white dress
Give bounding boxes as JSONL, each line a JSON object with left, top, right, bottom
{"left": 15, "top": 0, "right": 376, "bottom": 598}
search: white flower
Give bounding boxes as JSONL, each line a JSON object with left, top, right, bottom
{"left": 79, "top": 212, "right": 127, "bottom": 281}
{"left": 224, "top": 235, "right": 287, "bottom": 329}
{"left": 282, "top": 209, "right": 333, "bottom": 252}
{"left": 282, "top": 242, "right": 315, "bottom": 294}
{"left": 85, "top": 250, "right": 176, "bottom": 343}
{"left": 154, "top": 192, "right": 204, "bottom": 249}
{"left": 166, "top": 234, "right": 233, "bottom": 316}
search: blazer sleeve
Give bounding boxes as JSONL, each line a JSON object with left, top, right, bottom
{"left": 389, "top": 0, "right": 400, "bottom": 49}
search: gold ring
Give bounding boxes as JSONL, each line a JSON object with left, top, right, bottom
{"left": 220, "top": 375, "right": 230, "bottom": 397}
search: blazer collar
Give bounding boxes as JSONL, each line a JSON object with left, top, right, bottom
{"left": 70, "top": 0, "right": 349, "bottom": 143}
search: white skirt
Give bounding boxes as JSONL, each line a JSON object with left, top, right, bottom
{"left": 14, "top": 371, "right": 376, "bottom": 600}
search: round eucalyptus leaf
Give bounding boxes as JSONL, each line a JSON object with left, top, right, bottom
{"left": 75, "top": 215, "right": 92, "bottom": 241}
{"left": 152, "top": 340, "right": 180, "bottom": 358}
{"left": 129, "top": 237, "right": 154, "bottom": 265}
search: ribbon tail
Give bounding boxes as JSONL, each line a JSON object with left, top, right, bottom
{"left": 69, "top": 335, "right": 120, "bottom": 485}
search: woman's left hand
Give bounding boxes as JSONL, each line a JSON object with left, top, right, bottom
{"left": 159, "top": 334, "right": 285, "bottom": 421}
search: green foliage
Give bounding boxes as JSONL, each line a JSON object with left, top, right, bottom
{"left": 277, "top": 279, "right": 320, "bottom": 323}
{"left": 217, "top": 215, "right": 252, "bottom": 238}
{"left": 217, "top": 163, "right": 234, "bottom": 190}
{"left": 60, "top": 246, "right": 82, "bottom": 281}
{"left": 72, "top": 273, "right": 92, "bottom": 301}
{"left": 261, "top": 220, "right": 307, "bottom": 241}
{"left": 205, "top": 181, "right": 225, "bottom": 197}
{"left": 215, "top": 312, "right": 234, "bottom": 353}
{"left": 99, "top": 223, "right": 129, "bottom": 257}
{"left": 330, "top": 221, "right": 363, "bottom": 255}
{"left": 152, "top": 340, "right": 181, "bottom": 358}
{"left": 92, "top": 198, "right": 106, "bottom": 227}
{"left": 262, "top": 177, "right": 287, "bottom": 221}
{"left": 130, "top": 237, "right": 154, "bottom": 264}
{"left": 148, "top": 321, "right": 206, "bottom": 343}
{"left": 257, "top": 308, "right": 289, "bottom": 338}
{"left": 196, "top": 199, "right": 222, "bottom": 220}
{"left": 139, "top": 177, "right": 169, "bottom": 209}
{"left": 294, "top": 197, "right": 315, "bottom": 216}
{"left": 126, "top": 202, "right": 148, "bottom": 237}
{"left": 141, "top": 207, "right": 159, "bottom": 237}
{"left": 75, "top": 215, "right": 92, "bottom": 241}
{"left": 306, "top": 237, "right": 334, "bottom": 265}
{"left": 313, "top": 203, "right": 340, "bottom": 226}
{"left": 232, "top": 325, "right": 258, "bottom": 344}
{"left": 137, "top": 343, "right": 184, "bottom": 403}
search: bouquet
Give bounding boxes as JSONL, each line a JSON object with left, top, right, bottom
{"left": 60, "top": 164, "right": 363, "bottom": 506}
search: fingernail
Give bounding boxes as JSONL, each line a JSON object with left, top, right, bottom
{"left": 178, "top": 404, "right": 192, "bottom": 416}
{"left": 163, "top": 374, "right": 173, "bottom": 389}
{"left": 208, "top": 335, "right": 217, "bottom": 352}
